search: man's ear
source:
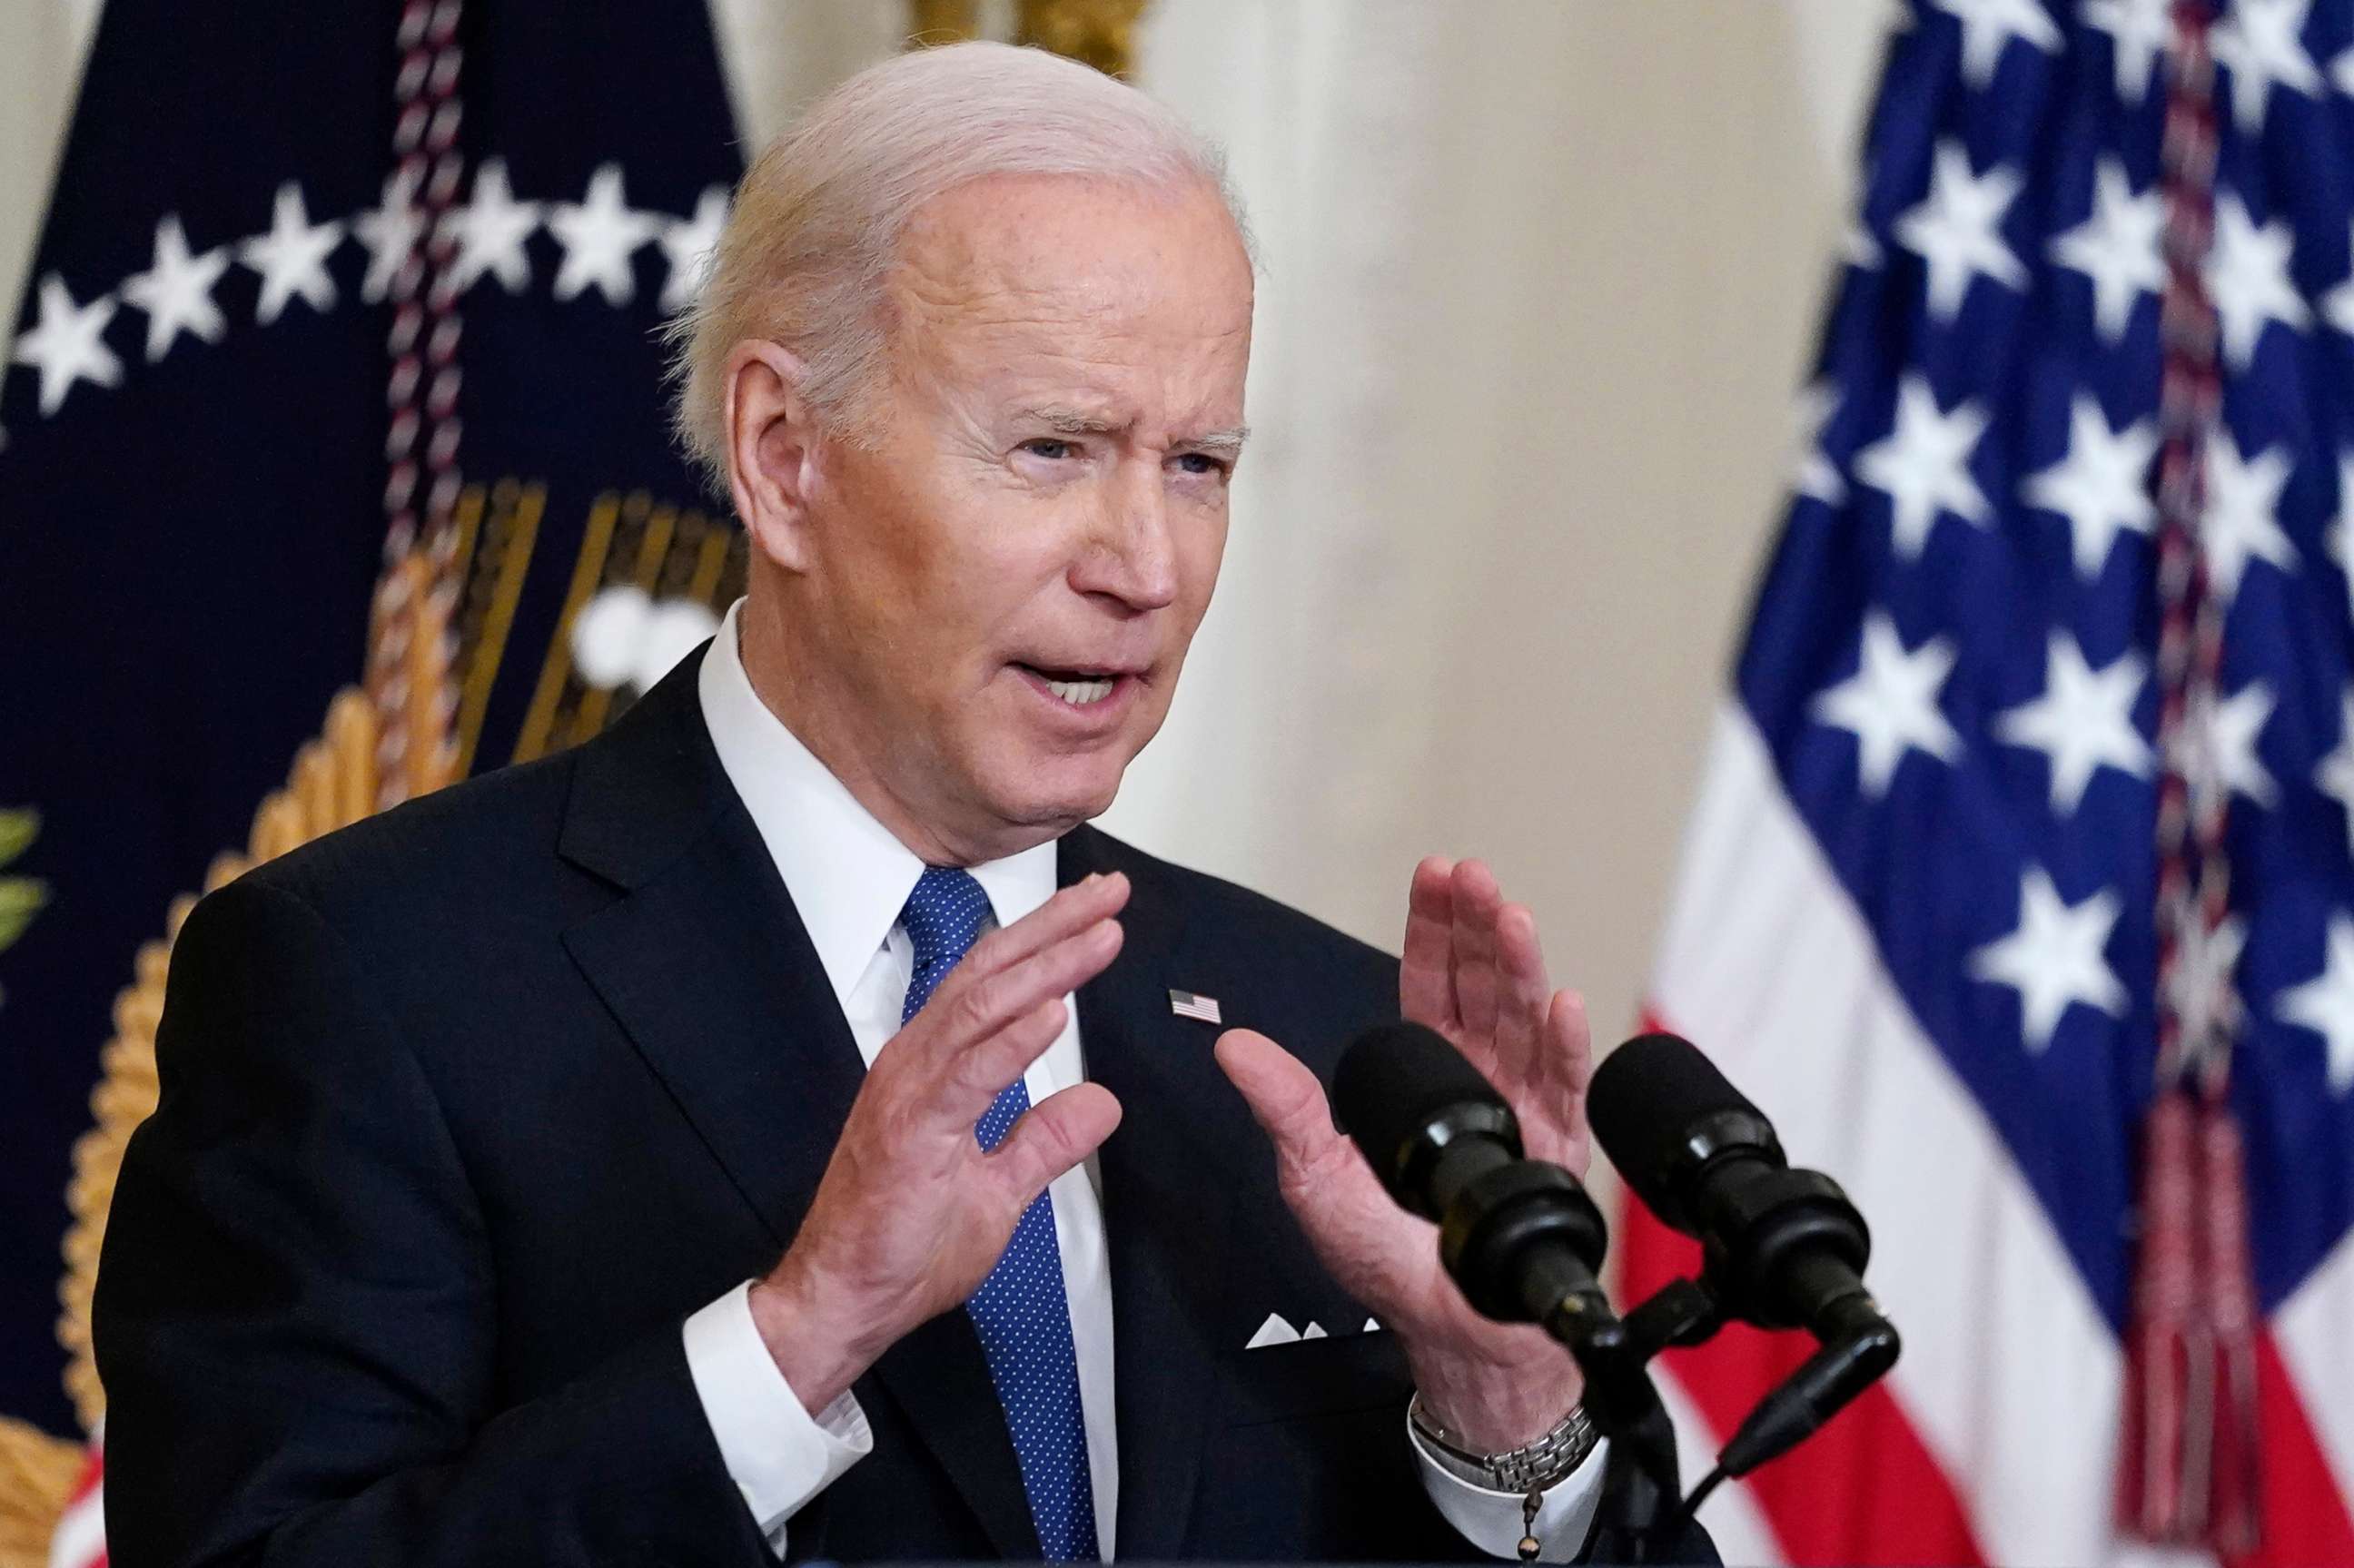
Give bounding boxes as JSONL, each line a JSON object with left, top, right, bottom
{"left": 724, "top": 340, "right": 823, "bottom": 574}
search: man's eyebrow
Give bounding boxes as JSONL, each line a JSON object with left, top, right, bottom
{"left": 1014, "top": 406, "right": 1127, "bottom": 436}
{"left": 1184, "top": 425, "right": 1251, "bottom": 458}
{"left": 1011, "top": 408, "right": 1251, "bottom": 457}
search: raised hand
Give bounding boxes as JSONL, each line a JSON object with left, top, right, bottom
{"left": 1398, "top": 855, "right": 1591, "bottom": 1178}
{"left": 1216, "top": 857, "right": 1592, "bottom": 1450}
{"left": 749, "top": 872, "right": 1130, "bottom": 1413}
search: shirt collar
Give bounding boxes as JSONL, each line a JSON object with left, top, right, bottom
{"left": 697, "top": 599, "right": 1058, "bottom": 1006}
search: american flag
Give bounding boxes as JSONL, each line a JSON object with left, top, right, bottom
{"left": 1627, "top": 0, "right": 2354, "bottom": 1563}
{"left": 1169, "top": 988, "right": 1226, "bottom": 1024}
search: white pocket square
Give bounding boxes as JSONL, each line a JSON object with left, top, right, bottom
{"left": 1245, "top": 1312, "right": 1383, "bottom": 1348}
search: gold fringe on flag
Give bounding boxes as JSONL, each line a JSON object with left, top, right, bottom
{"left": 0, "top": 1417, "right": 83, "bottom": 1568}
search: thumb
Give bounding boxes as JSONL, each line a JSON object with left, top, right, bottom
{"left": 991, "top": 1082, "right": 1123, "bottom": 1209}
{"left": 1214, "top": 1028, "right": 1340, "bottom": 1176}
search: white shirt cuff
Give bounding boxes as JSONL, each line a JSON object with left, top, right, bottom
{"left": 685, "top": 1280, "right": 874, "bottom": 1555}
{"left": 1409, "top": 1409, "right": 1609, "bottom": 1562}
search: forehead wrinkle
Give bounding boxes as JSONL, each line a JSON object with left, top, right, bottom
{"left": 891, "top": 216, "right": 1159, "bottom": 338}
{"left": 904, "top": 306, "right": 1190, "bottom": 402}
{"left": 890, "top": 226, "right": 1251, "bottom": 360}
{"left": 883, "top": 190, "right": 1252, "bottom": 437}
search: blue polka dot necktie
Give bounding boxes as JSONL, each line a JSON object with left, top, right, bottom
{"left": 900, "top": 865, "right": 1100, "bottom": 1562}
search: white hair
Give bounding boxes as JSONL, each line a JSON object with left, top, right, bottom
{"left": 664, "top": 41, "right": 1249, "bottom": 496}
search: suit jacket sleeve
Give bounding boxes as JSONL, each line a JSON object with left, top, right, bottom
{"left": 94, "top": 874, "right": 767, "bottom": 1568}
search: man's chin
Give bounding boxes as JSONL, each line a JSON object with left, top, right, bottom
{"left": 987, "top": 758, "right": 1127, "bottom": 835}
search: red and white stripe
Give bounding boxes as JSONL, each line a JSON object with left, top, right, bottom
{"left": 1627, "top": 705, "right": 2354, "bottom": 1564}
{"left": 45, "top": 1434, "right": 104, "bottom": 1568}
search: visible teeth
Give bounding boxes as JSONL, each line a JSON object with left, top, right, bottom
{"left": 1043, "top": 676, "right": 1116, "bottom": 705}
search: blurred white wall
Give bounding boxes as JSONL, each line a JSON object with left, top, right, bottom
{"left": 1, "top": 0, "right": 1898, "bottom": 1036}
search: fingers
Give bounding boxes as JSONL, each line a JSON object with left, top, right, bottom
{"left": 926, "top": 916, "right": 1124, "bottom": 1120}
{"left": 1490, "top": 897, "right": 1555, "bottom": 1080}
{"left": 1547, "top": 987, "right": 1593, "bottom": 1092}
{"left": 962, "top": 872, "right": 1129, "bottom": 981}
{"left": 1419, "top": 857, "right": 1565, "bottom": 1090}
{"left": 1400, "top": 855, "right": 1459, "bottom": 1028}
{"left": 1449, "top": 860, "right": 1505, "bottom": 1044}
{"left": 942, "top": 994, "right": 1070, "bottom": 1113}
{"left": 1529, "top": 988, "right": 1595, "bottom": 1175}
{"left": 990, "top": 1082, "right": 1123, "bottom": 1207}
{"left": 1213, "top": 1028, "right": 1341, "bottom": 1181}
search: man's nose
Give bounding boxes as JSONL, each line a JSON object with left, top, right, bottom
{"left": 1073, "top": 461, "right": 1178, "bottom": 612}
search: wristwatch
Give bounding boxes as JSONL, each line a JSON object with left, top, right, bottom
{"left": 1409, "top": 1390, "right": 1600, "bottom": 1494}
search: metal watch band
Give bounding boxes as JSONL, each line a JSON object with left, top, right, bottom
{"left": 1408, "top": 1391, "right": 1599, "bottom": 1494}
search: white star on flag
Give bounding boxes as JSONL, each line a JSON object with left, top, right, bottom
{"left": 2211, "top": 0, "right": 2321, "bottom": 133}
{"left": 2314, "top": 690, "right": 2354, "bottom": 860}
{"left": 240, "top": 182, "right": 344, "bottom": 325}
{"left": 658, "top": 186, "right": 730, "bottom": 312}
{"left": 2023, "top": 392, "right": 2157, "bottom": 577}
{"left": 2331, "top": 451, "right": 2354, "bottom": 618}
{"left": 1894, "top": 140, "right": 2027, "bottom": 321}
{"left": 2202, "top": 429, "right": 2299, "bottom": 602}
{"left": 2049, "top": 158, "right": 2163, "bottom": 343}
{"left": 1812, "top": 612, "right": 1962, "bottom": 796}
{"left": 548, "top": 163, "right": 662, "bottom": 306}
{"left": 1841, "top": 219, "right": 1884, "bottom": 272}
{"left": 2275, "top": 912, "right": 2354, "bottom": 1095}
{"left": 2336, "top": 44, "right": 2354, "bottom": 99}
{"left": 2321, "top": 222, "right": 2354, "bottom": 340}
{"left": 2208, "top": 192, "right": 2309, "bottom": 370}
{"left": 444, "top": 158, "right": 542, "bottom": 295}
{"left": 1971, "top": 866, "right": 2128, "bottom": 1053}
{"left": 2204, "top": 678, "right": 2280, "bottom": 813}
{"left": 11, "top": 274, "right": 122, "bottom": 415}
{"left": 1993, "top": 633, "right": 2150, "bottom": 814}
{"left": 1854, "top": 373, "right": 1990, "bottom": 557}
{"left": 120, "top": 215, "right": 229, "bottom": 361}
{"left": 1930, "top": 0, "right": 2063, "bottom": 89}
{"left": 1794, "top": 382, "right": 1845, "bottom": 506}
{"left": 353, "top": 169, "right": 425, "bottom": 304}
{"left": 2084, "top": 0, "right": 2171, "bottom": 104}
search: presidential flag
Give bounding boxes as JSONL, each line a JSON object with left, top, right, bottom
{"left": 0, "top": 2, "right": 745, "bottom": 1553}
{"left": 1630, "top": 0, "right": 2354, "bottom": 1562}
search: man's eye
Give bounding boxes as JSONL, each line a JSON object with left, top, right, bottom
{"left": 1172, "top": 453, "right": 1229, "bottom": 478}
{"left": 1020, "top": 439, "right": 1077, "bottom": 461}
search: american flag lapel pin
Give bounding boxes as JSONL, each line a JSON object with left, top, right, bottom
{"left": 1168, "top": 989, "right": 1222, "bottom": 1024}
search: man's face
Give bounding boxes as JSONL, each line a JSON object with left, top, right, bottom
{"left": 774, "top": 174, "right": 1253, "bottom": 856}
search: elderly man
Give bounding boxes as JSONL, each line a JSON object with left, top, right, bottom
{"left": 94, "top": 42, "right": 1711, "bottom": 1568}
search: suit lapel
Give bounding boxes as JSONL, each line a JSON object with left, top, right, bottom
{"left": 1063, "top": 830, "right": 1246, "bottom": 1561}
{"left": 563, "top": 820, "right": 868, "bottom": 1256}
{"left": 558, "top": 656, "right": 1036, "bottom": 1559}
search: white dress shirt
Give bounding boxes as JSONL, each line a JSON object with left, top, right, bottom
{"left": 681, "top": 601, "right": 1606, "bottom": 1558}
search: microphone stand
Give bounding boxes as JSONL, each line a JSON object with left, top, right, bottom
{"left": 1546, "top": 1268, "right": 1899, "bottom": 1561}
{"left": 1533, "top": 1279, "right": 1717, "bottom": 1563}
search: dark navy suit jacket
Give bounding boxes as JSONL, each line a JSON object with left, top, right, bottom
{"left": 94, "top": 650, "right": 1713, "bottom": 1566}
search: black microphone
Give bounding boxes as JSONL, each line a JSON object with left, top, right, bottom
{"left": 1589, "top": 1031, "right": 1884, "bottom": 1336}
{"left": 1333, "top": 1021, "right": 1619, "bottom": 1353}
{"left": 1589, "top": 1031, "right": 1898, "bottom": 1474}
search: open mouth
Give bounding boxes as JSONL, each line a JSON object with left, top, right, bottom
{"left": 1015, "top": 663, "right": 1125, "bottom": 707}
